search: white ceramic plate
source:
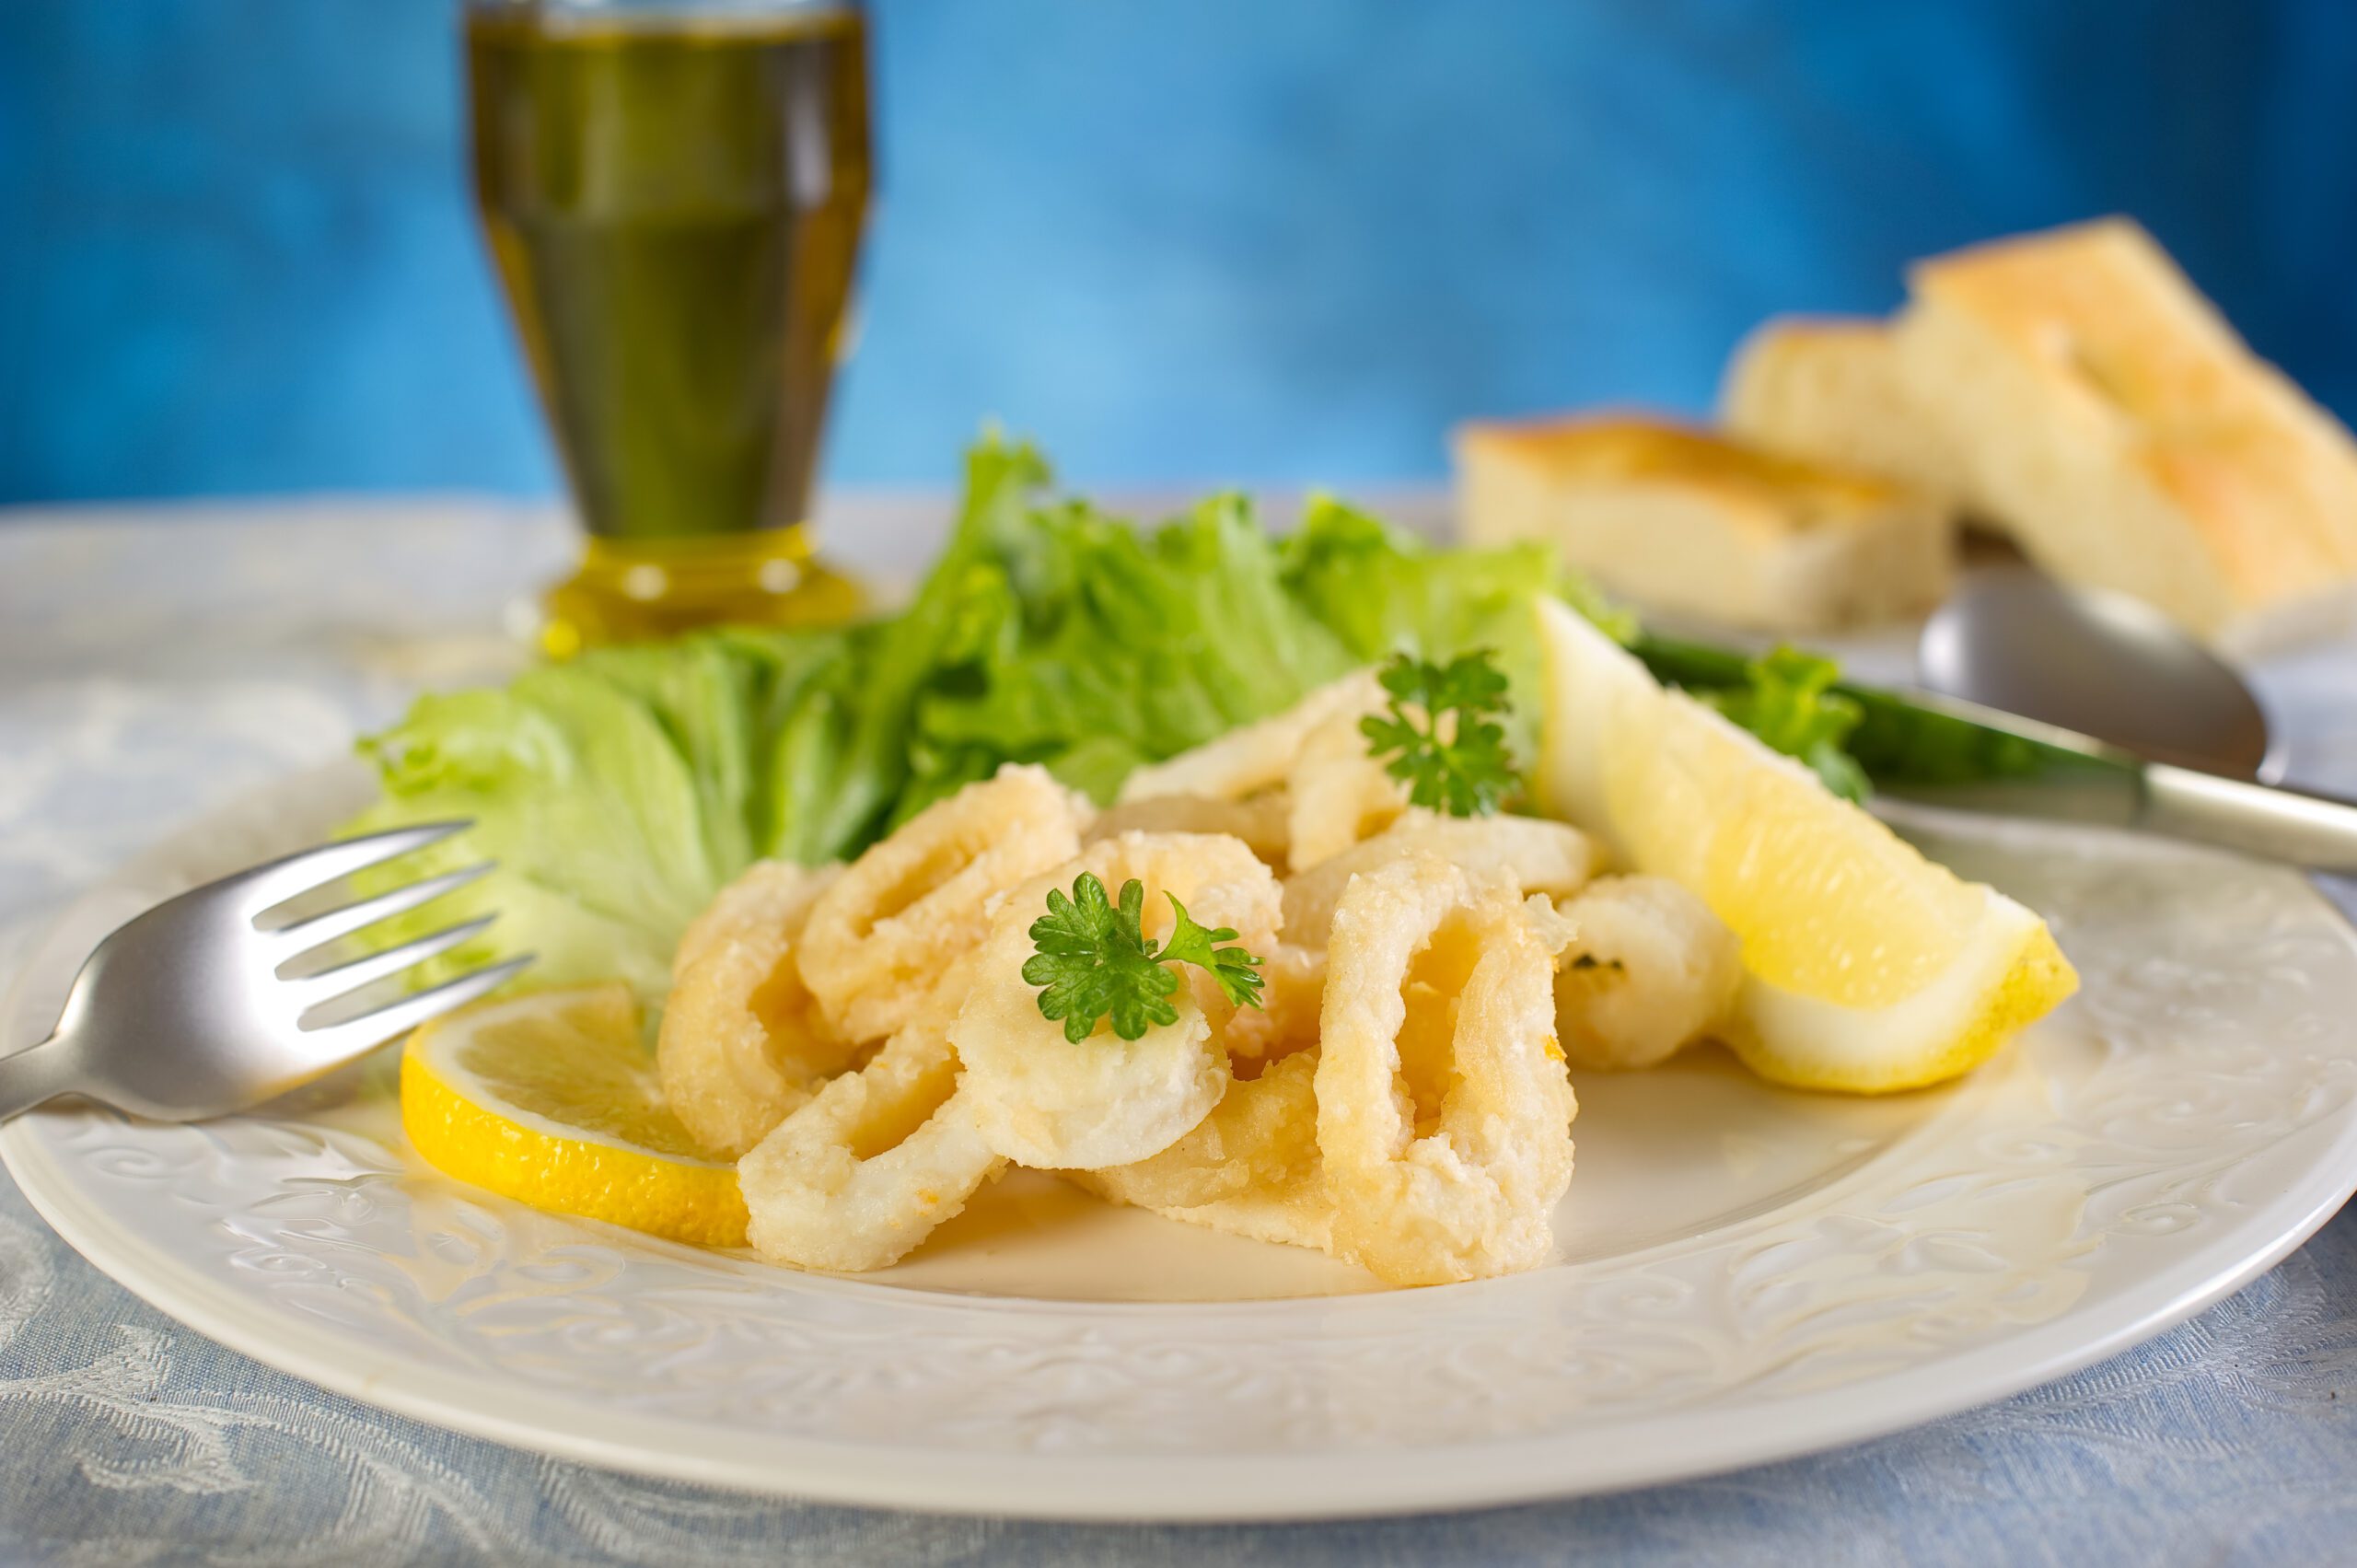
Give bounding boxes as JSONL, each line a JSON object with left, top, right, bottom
{"left": 5, "top": 761, "right": 2356, "bottom": 1521}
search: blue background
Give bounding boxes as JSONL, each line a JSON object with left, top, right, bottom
{"left": 6, "top": 0, "right": 2357, "bottom": 501}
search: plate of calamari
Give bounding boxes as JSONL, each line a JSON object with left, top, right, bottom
{"left": 6, "top": 436, "right": 2357, "bottom": 1519}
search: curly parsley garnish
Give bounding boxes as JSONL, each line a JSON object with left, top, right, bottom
{"left": 1359, "top": 649, "right": 1519, "bottom": 817}
{"left": 1701, "top": 645, "right": 1870, "bottom": 802}
{"left": 1023, "top": 872, "right": 1266, "bottom": 1042}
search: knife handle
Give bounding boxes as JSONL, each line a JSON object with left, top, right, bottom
{"left": 2141, "top": 764, "right": 2357, "bottom": 873}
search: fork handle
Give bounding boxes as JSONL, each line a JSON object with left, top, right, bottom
{"left": 0, "top": 1040, "right": 78, "bottom": 1122}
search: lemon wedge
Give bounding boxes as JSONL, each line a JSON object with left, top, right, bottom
{"left": 1534, "top": 599, "right": 2076, "bottom": 1092}
{"left": 401, "top": 983, "right": 748, "bottom": 1246}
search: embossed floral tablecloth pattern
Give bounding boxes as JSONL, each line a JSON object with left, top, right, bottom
{"left": 0, "top": 500, "right": 2353, "bottom": 1567}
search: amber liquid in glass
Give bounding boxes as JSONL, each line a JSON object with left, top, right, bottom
{"left": 468, "top": 4, "right": 871, "bottom": 649}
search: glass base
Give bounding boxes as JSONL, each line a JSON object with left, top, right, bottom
{"left": 537, "top": 530, "right": 865, "bottom": 657}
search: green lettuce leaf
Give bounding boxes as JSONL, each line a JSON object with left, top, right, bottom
{"left": 343, "top": 432, "right": 1636, "bottom": 1007}
{"left": 904, "top": 491, "right": 1358, "bottom": 808}
{"left": 1278, "top": 494, "right": 1632, "bottom": 763}
{"left": 1700, "top": 645, "right": 1872, "bottom": 802}
{"left": 340, "top": 665, "right": 734, "bottom": 1001}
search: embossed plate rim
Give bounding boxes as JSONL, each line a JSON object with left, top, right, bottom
{"left": 6, "top": 761, "right": 2357, "bottom": 1521}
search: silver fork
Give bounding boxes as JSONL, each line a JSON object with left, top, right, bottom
{"left": 0, "top": 821, "right": 532, "bottom": 1122}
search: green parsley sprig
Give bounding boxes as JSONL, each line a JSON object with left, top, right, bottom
{"left": 1359, "top": 649, "right": 1520, "bottom": 817}
{"left": 1023, "top": 872, "right": 1266, "bottom": 1043}
{"left": 1701, "top": 645, "right": 1870, "bottom": 802}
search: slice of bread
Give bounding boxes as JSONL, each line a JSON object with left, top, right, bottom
{"left": 1720, "top": 316, "right": 1970, "bottom": 505}
{"left": 1892, "top": 216, "right": 2357, "bottom": 646}
{"left": 1453, "top": 414, "right": 1953, "bottom": 632}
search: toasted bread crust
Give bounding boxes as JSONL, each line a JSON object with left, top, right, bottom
{"left": 1895, "top": 216, "right": 2357, "bottom": 640}
{"left": 1720, "top": 316, "right": 1971, "bottom": 505}
{"left": 1452, "top": 413, "right": 1952, "bottom": 632}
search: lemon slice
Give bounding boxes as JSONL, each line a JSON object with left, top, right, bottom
{"left": 1534, "top": 599, "right": 2076, "bottom": 1092}
{"left": 401, "top": 983, "right": 748, "bottom": 1246}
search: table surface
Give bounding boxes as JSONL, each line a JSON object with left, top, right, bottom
{"left": 2, "top": 498, "right": 2353, "bottom": 1567}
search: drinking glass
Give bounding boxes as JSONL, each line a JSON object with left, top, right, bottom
{"left": 467, "top": 0, "right": 872, "bottom": 653}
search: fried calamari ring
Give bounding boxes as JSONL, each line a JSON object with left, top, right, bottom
{"left": 1086, "top": 792, "right": 1292, "bottom": 871}
{"left": 1316, "top": 854, "right": 1577, "bottom": 1285}
{"left": 1217, "top": 941, "right": 1326, "bottom": 1070}
{"left": 1117, "top": 669, "right": 1386, "bottom": 805}
{"left": 673, "top": 858, "right": 835, "bottom": 981}
{"left": 1078, "top": 1047, "right": 1318, "bottom": 1209}
{"left": 1073, "top": 1048, "right": 1329, "bottom": 1248}
{"left": 949, "top": 831, "right": 1283, "bottom": 1169}
{"left": 799, "top": 764, "right": 1086, "bottom": 1042}
{"left": 737, "top": 984, "right": 1004, "bottom": 1273}
{"left": 1109, "top": 1167, "right": 1333, "bottom": 1252}
{"left": 1283, "top": 710, "right": 1410, "bottom": 871}
{"left": 1282, "top": 813, "right": 1597, "bottom": 948}
{"left": 1553, "top": 876, "right": 1740, "bottom": 1071}
{"left": 659, "top": 860, "right": 855, "bottom": 1158}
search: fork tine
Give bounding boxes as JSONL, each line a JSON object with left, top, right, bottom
{"left": 233, "top": 821, "right": 473, "bottom": 916}
{"left": 300, "top": 954, "right": 536, "bottom": 1052}
{"left": 270, "top": 862, "right": 493, "bottom": 953}
{"left": 286, "top": 914, "right": 498, "bottom": 1013}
